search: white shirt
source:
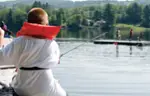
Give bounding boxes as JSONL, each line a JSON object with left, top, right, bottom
{"left": 0, "top": 36, "right": 66, "bottom": 96}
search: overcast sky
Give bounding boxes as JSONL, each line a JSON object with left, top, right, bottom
{"left": 0, "top": 0, "right": 133, "bottom": 2}
{"left": 72, "top": 0, "right": 133, "bottom": 1}
{"left": 0, "top": 0, "right": 14, "bottom": 1}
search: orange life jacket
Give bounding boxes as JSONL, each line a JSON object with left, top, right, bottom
{"left": 16, "top": 22, "right": 61, "bottom": 40}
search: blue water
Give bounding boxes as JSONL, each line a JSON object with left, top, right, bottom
{"left": 54, "top": 42, "right": 150, "bottom": 96}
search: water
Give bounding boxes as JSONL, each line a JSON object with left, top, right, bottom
{"left": 53, "top": 42, "right": 150, "bottom": 96}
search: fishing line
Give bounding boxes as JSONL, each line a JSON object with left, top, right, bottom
{"left": 0, "top": 21, "right": 108, "bottom": 69}
{"left": 60, "top": 32, "right": 108, "bottom": 57}
{"left": 0, "top": 32, "right": 108, "bottom": 70}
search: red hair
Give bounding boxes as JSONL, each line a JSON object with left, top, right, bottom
{"left": 27, "top": 8, "right": 48, "bottom": 25}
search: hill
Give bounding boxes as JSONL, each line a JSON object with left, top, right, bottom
{"left": 134, "top": 0, "right": 150, "bottom": 4}
{"left": 0, "top": 0, "right": 69, "bottom": 7}
{"left": 0, "top": 0, "right": 134, "bottom": 8}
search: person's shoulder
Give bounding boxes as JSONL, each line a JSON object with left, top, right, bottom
{"left": 11, "top": 36, "right": 25, "bottom": 45}
{"left": 13, "top": 36, "right": 23, "bottom": 41}
{"left": 51, "top": 40, "right": 58, "bottom": 46}
{"left": 49, "top": 40, "right": 59, "bottom": 49}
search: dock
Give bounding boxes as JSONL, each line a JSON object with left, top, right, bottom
{"left": 56, "top": 38, "right": 88, "bottom": 42}
{"left": 93, "top": 40, "right": 150, "bottom": 46}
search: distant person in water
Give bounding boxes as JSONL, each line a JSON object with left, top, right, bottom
{"left": 116, "top": 28, "right": 121, "bottom": 40}
{"left": 139, "top": 32, "right": 143, "bottom": 41}
{"left": 0, "top": 8, "right": 67, "bottom": 96}
{"left": 129, "top": 29, "right": 133, "bottom": 40}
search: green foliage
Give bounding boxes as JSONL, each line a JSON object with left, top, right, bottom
{"left": 144, "top": 29, "right": 150, "bottom": 40}
{"left": 116, "top": 23, "right": 150, "bottom": 39}
{"left": 0, "top": 8, "right": 10, "bottom": 22}
{"left": 116, "top": 24, "right": 148, "bottom": 34}
{"left": 142, "top": 4, "right": 150, "bottom": 28}
{"left": 6, "top": 9, "right": 13, "bottom": 31}
{"left": 103, "top": 3, "right": 116, "bottom": 31}
{"left": 32, "top": 1, "right": 42, "bottom": 8}
{"left": 116, "top": 6, "right": 127, "bottom": 23}
{"left": 32, "top": 1, "right": 50, "bottom": 9}
{"left": 126, "top": 2, "right": 142, "bottom": 24}
{"left": 0, "top": 1, "right": 150, "bottom": 39}
{"left": 12, "top": 8, "right": 27, "bottom": 31}
{"left": 93, "top": 10, "right": 102, "bottom": 21}
{"left": 67, "top": 14, "right": 82, "bottom": 31}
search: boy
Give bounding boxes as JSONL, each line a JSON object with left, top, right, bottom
{"left": 0, "top": 8, "right": 67, "bottom": 96}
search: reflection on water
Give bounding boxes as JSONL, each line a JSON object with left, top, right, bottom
{"left": 58, "top": 28, "right": 102, "bottom": 39}
{"left": 116, "top": 45, "right": 119, "bottom": 57}
{"left": 116, "top": 44, "right": 144, "bottom": 57}
{"left": 116, "top": 45, "right": 133, "bottom": 57}
{"left": 54, "top": 42, "right": 150, "bottom": 96}
{"left": 129, "top": 46, "right": 132, "bottom": 56}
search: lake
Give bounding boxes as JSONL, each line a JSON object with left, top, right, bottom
{"left": 0, "top": 42, "right": 150, "bottom": 96}
{"left": 54, "top": 42, "right": 150, "bottom": 96}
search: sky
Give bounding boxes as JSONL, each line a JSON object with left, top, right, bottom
{"left": 0, "top": 0, "right": 133, "bottom": 2}
{"left": 72, "top": 0, "right": 133, "bottom": 1}
{"left": 0, "top": 0, "right": 14, "bottom": 1}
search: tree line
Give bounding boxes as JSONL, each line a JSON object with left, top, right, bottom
{"left": 0, "top": 1, "right": 150, "bottom": 36}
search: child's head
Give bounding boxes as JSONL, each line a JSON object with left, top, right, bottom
{"left": 27, "top": 8, "right": 49, "bottom": 25}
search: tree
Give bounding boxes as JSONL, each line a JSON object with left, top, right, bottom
{"left": 115, "top": 5, "right": 127, "bottom": 23}
{"left": 6, "top": 9, "right": 13, "bottom": 31}
{"left": 67, "top": 14, "right": 82, "bottom": 31}
{"left": 49, "top": 15, "right": 57, "bottom": 25}
{"left": 12, "top": 8, "right": 27, "bottom": 32}
{"left": 42, "top": 2, "right": 50, "bottom": 9}
{"left": 32, "top": 1, "right": 42, "bottom": 8}
{"left": 55, "top": 8, "right": 65, "bottom": 26}
{"left": 126, "top": 2, "right": 142, "bottom": 24}
{"left": 81, "top": 18, "right": 89, "bottom": 26}
{"left": 103, "top": 3, "right": 116, "bottom": 31}
{"left": 0, "top": 8, "right": 10, "bottom": 23}
{"left": 142, "top": 4, "right": 150, "bottom": 27}
{"left": 93, "top": 10, "right": 102, "bottom": 21}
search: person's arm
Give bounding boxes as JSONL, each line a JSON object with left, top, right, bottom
{"left": 0, "top": 42, "right": 15, "bottom": 66}
{"left": 47, "top": 40, "right": 60, "bottom": 67}
{"left": 52, "top": 40, "right": 60, "bottom": 64}
{"left": 55, "top": 41, "right": 60, "bottom": 64}
{"left": 0, "top": 28, "right": 4, "bottom": 48}
{"left": 37, "top": 40, "right": 60, "bottom": 68}
{"left": 0, "top": 37, "right": 21, "bottom": 66}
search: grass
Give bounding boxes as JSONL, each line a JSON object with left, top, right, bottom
{"left": 115, "top": 23, "right": 150, "bottom": 39}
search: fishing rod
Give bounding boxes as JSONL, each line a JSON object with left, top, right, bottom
{"left": 60, "top": 32, "right": 108, "bottom": 57}
{"left": 0, "top": 21, "right": 108, "bottom": 69}
{"left": 0, "top": 21, "right": 108, "bottom": 57}
{"left": 0, "top": 32, "right": 108, "bottom": 70}
{"left": 0, "top": 66, "right": 16, "bottom": 70}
